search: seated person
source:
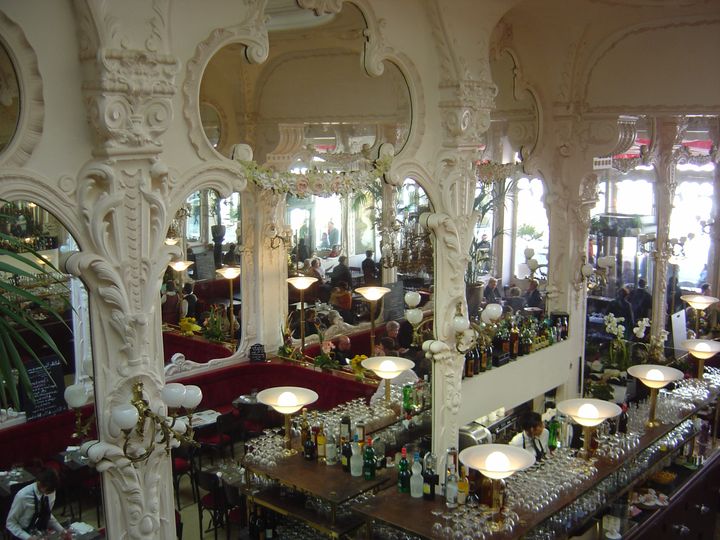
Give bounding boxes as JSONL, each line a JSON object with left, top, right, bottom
{"left": 307, "top": 258, "right": 325, "bottom": 281}
{"left": 385, "top": 320, "right": 409, "bottom": 355}
{"left": 328, "top": 244, "right": 341, "bottom": 258}
{"left": 375, "top": 336, "right": 399, "bottom": 357}
{"left": 292, "top": 308, "right": 321, "bottom": 339}
{"left": 509, "top": 411, "right": 549, "bottom": 461}
{"left": 329, "top": 256, "right": 352, "bottom": 287}
{"left": 505, "top": 286, "right": 527, "bottom": 313}
{"left": 6, "top": 468, "right": 71, "bottom": 540}
{"left": 329, "top": 281, "right": 356, "bottom": 324}
{"left": 161, "top": 281, "right": 181, "bottom": 325}
{"left": 483, "top": 277, "right": 502, "bottom": 304}
{"left": 523, "top": 279, "right": 544, "bottom": 310}
{"left": 333, "top": 335, "right": 354, "bottom": 365}
{"left": 361, "top": 250, "right": 378, "bottom": 284}
{"left": 324, "top": 310, "right": 355, "bottom": 339}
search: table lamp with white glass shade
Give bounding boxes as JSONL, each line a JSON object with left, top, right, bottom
{"left": 217, "top": 266, "right": 242, "bottom": 342}
{"left": 256, "top": 386, "right": 318, "bottom": 451}
{"left": 362, "top": 356, "right": 415, "bottom": 404}
{"left": 557, "top": 398, "right": 621, "bottom": 458}
{"left": 682, "top": 338, "right": 720, "bottom": 379}
{"left": 459, "top": 444, "right": 535, "bottom": 512}
{"left": 168, "top": 259, "right": 193, "bottom": 287}
{"left": 355, "top": 286, "right": 391, "bottom": 356}
{"left": 681, "top": 294, "right": 719, "bottom": 336}
{"left": 627, "top": 364, "right": 683, "bottom": 427}
{"left": 287, "top": 276, "right": 318, "bottom": 355}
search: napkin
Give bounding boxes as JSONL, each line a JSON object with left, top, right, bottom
{"left": 66, "top": 446, "right": 80, "bottom": 452}
{"left": 70, "top": 522, "right": 94, "bottom": 534}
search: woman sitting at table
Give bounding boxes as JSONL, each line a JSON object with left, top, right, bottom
{"left": 6, "top": 468, "right": 71, "bottom": 540}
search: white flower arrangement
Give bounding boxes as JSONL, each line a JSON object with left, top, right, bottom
{"left": 604, "top": 313, "right": 625, "bottom": 339}
{"left": 633, "top": 317, "right": 651, "bottom": 339}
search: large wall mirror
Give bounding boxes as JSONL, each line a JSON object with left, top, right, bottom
{"left": 194, "top": 2, "right": 429, "bottom": 400}
{"left": 0, "top": 201, "right": 95, "bottom": 431}
{"left": 0, "top": 41, "right": 20, "bottom": 155}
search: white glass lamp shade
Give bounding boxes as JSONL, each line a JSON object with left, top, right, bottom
{"left": 628, "top": 364, "right": 683, "bottom": 389}
{"left": 287, "top": 276, "right": 318, "bottom": 291}
{"left": 161, "top": 383, "right": 187, "bottom": 409}
{"left": 404, "top": 291, "right": 422, "bottom": 308}
{"left": 480, "top": 303, "right": 503, "bottom": 324}
{"left": 168, "top": 260, "right": 193, "bottom": 272}
{"left": 362, "top": 356, "right": 415, "bottom": 379}
{"left": 452, "top": 314, "right": 470, "bottom": 333}
{"left": 680, "top": 295, "right": 719, "bottom": 310}
{"left": 581, "top": 264, "right": 595, "bottom": 278}
{"left": 406, "top": 308, "right": 424, "bottom": 326}
{"left": 164, "top": 237, "right": 179, "bottom": 246}
{"left": 64, "top": 384, "right": 89, "bottom": 409}
{"left": 459, "top": 444, "right": 535, "bottom": 480}
{"left": 557, "top": 398, "right": 621, "bottom": 427}
{"left": 112, "top": 403, "right": 140, "bottom": 430}
{"left": 182, "top": 385, "right": 203, "bottom": 409}
{"left": 356, "top": 286, "right": 391, "bottom": 302}
{"left": 682, "top": 339, "right": 720, "bottom": 360}
{"left": 257, "top": 386, "right": 318, "bottom": 415}
{"left": 217, "top": 266, "right": 242, "bottom": 280}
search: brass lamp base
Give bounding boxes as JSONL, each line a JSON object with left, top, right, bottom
{"left": 646, "top": 388, "right": 660, "bottom": 428}
{"left": 283, "top": 414, "right": 297, "bottom": 454}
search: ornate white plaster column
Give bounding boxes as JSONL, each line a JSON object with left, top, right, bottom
{"left": 648, "top": 117, "right": 687, "bottom": 338}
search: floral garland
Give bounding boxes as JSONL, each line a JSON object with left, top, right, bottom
{"left": 475, "top": 160, "right": 521, "bottom": 184}
{"left": 238, "top": 154, "right": 392, "bottom": 198}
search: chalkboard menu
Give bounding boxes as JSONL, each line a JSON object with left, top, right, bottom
{"left": 194, "top": 251, "right": 216, "bottom": 281}
{"left": 249, "top": 343, "right": 267, "bottom": 363}
{"left": 383, "top": 280, "right": 405, "bottom": 322}
{"left": 24, "top": 355, "right": 67, "bottom": 421}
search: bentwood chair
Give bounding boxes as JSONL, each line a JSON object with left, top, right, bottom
{"left": 196, "top": 470, "right": 228, "bottom": 540}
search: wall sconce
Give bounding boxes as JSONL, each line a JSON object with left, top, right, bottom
{"left": 627, "top": 365, "right": 683, "bottom": 428}
{"left": 164, "top": 235, "right": 179, "bottom": 246}
{"left": 267, "top": 224, "right": 293, "bottom": 250}
{"left": 355, "top": 286, "right": 391, "bottom": 356}
{"left": 64, "top": 384, "right": 94, "bottom": 439}
{"left": 459, "top": 444, "right": 534, "bottom": 516}
{"left": 287, "top": 276, "right": 318, "bottom": 355}
{"left": 405, "top": 291, "right": 431, "bottom": 347}
{"left": 451, "top": 302, "right": 477, "bottom": 353}
{"left": 682, "top": 338, "right": 720, "bottom": 379}
{"left": 110, "top": 380, "right": 202, "bottom": 463}
{"left": 216, "top": 265, "right": 241, "bottom": 344}
{"left": 480, "top": 303, "right": 503, "bottom": 325}
{"left": 680, "top": 294, "right": 718, "bottom": 337}
{"left": 257, "top": 386, "right": 318, "bottom": 452}
{"left": 558, "top": 398, "right": 621, "bottom": 459}
{"left": 362, "top": 356, "right": 415, "bottom": 405}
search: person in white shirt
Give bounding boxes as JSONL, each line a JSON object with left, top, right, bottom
{"left": 509, "top": 411, "right": 549, "bottom": 461}
{"left": 5, "top": 468, "right": 71, "bottom": 540}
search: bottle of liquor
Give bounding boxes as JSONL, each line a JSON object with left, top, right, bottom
{"left": 340, "top": 414, "right": 352, "bottom": 442}
{"left": 303, "top": 431, "right": 316, "bottom": 461}
{"left": 300, "top": 408, "right": 310, "bottom": 446}
{"left": 341, "top": 436, "right": 352, "bottom": 473}
{"left": 402, "top": 384, "right": 414, "bottom": 415}
{"left": 311, "top": 411, "right": 320, "bottom": 447}
{"left": 325, "top": 431, "right": 337, "bottom": 465}
{"left": 445, "top": 464, "right": 458, "bottom": 508}
{"left": 264, "top": 510, "right": 275, "bottom": 539}
{"left": 363, "top": 437, "right": 377, "bottom": 480}
{"left": 316, "top": 422, "right": 327, "bottom": 462}
{"left": 422, "top": 452, "right": 437, "bottom": 501}
{"left": 350, "top": 435, "right": 363, "bottom": 477}
{"left": 256, "top": 508, "right": 266, "bottom": 540}
{"left": 444, "top": 447, "right": 458, "bottom": 494}
{"left": 397, "top": 447, "right": 411, "bottom": 493}
{"left": 617, "top": 403, "right": 628, "bottom": 434}
{"left": 464, "top": 348, "right": 474, "bottom": 378}
{"left": 547, "top": 416, "right": 560, "bottom": 452}
{"left": 509, "top": 320, "right": 520, "bottom": 359}
{"left": 457, "top": 464, "right": 469, "bottom": 505}
{"left": 355, "top": 420, "right": 366, "bottom": 447}
{"left": 248, "top": 507, "right": 259, "bottom": 540}
{"left": 410, "top": 451, "right": 423, "bottom": 498}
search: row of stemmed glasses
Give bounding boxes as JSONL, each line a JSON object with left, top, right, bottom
{"left": 243, "top": 427, "right": 287, "bottom": 469}
{"left": 430, "top": 504, "right": 517, "bottom": 539}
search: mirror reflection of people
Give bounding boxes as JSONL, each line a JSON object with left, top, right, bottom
{"left": 6, "top": 468, "right": 72, "bottom": 540}
{"left": 523, "top": 279, "right": 543, "bottom": 309}
{"left": 161, "top": 281, "right": 181, "bottom": 325}
{"left": 509, "top": 411, "right": 548, "bottom": 461}
{"left": 483, "top": 277, "right": 502, "bottom": 304}
{"left": 628, "top": 278, "right": 652, "bottom": 321}
{"left": 327, "top": 221, "right": 339, "bottom": 246}
{"left": 333, "top": 335, "right": 353, "bottom": 365}
{"left": 361, "top": 250, "right": 378, "bottom": 285}
{"left": 180, "top": 282, "right": 197, "bottom": 319}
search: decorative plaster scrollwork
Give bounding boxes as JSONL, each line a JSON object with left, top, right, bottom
{"left": 297, "top": 0, "right": 344, "bottom": 15}
{"left": 183, "top": 3, "right": 269, "bottom": 160}
{"left": 0, "top": 11, "right": 44, "bottom": 168}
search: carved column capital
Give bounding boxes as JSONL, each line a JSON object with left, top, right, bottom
{"left": 439, "top": 80, "right": 496, "bottom": 148}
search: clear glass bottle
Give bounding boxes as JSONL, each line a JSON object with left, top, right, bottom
{"left": 350, "top": 435, "right": 363, "bottom": 477}
{"left": 445, "top": 464, "right": 458, "bottom": 508}
{"left": 410, "top": 451, "right": 423, "bottom": 498}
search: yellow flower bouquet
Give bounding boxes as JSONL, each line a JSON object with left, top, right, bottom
{"left": 350, "top": 354, "right": 368, "bottom": 380}
{"left": 178, "top": 317, "right": 201, "bottom": 336}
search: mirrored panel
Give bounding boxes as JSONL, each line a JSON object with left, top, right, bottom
{"left": 0, "top": 41, "right": 20, "bottom": 154}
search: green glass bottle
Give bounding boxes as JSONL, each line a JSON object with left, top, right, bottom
{"left": 363, "top": 437, "right": 377, "bottom": 480}
{"left": 397, "top": 447, "right": 411, "bottom": 493}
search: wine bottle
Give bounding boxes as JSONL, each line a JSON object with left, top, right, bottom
{"left": 300, "top": 408, "right": 310, "bottom": 445}
{"left": 303, "top": 428, "right": 316, "bottom": 461}
{"left": 340, "top": 414, "right": 352, "bottom": 442}
{"left": 464, "top": 349, "right": 474, "bottom": 378}
{"left": 397, "top": 447, "right": 411, "bottom": 493}
{"left": 422, "top": 452, "right": 437, "bottom": 501}
{"left": 341, "top": 437, "right": 352, "bottom": 472}
{"left": 363, "top": 437, "right": 377, "bottom": 480}
{"left": 410, "top": 451, "right": 423, "bottom": 498}
{"left": 547, "top": 416, "right": 560, "bottom": 451}
{"left": 316, "top": 422, "right": 327, "bottom": 462}
{"left": 402, "top": 384, "right": 414, "bottom": 415}
{"left": 264, "top": 510, "right": 275, "bottom": 539}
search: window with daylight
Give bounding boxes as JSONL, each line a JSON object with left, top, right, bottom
{"left": 514, "top": 177, "right": 549, "bottom": 278}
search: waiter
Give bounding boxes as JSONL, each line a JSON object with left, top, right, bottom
{"left": 509, "top": 411, "right": 549, "bottom": 461}
{"left": 5, "top": 469, "right": 71, "bottom": 540}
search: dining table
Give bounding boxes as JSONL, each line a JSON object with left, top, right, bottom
{"left": 0, "top": 467, "right": 35, "bottom": 498}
